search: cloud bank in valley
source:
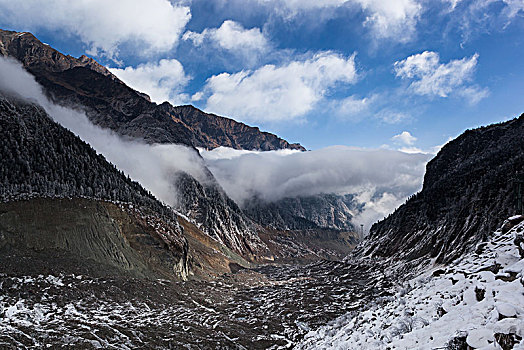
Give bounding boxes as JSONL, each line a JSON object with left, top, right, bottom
{"left": 200, "top": 146, "right": 431, "bottom": 229}
{"left": 0, "top": 57, "right": 208, "bottom": 207}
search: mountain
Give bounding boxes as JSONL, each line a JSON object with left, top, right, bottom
{"left": 358, "top": 114, "right": 524, "bottom": 265}
{"left": 244, "top": 194, "right": 357, "bottom": 232}
{"left": 174, "top": 172, "right": 269, "bottom": 259}
{"left": 0, "top": 28, "right": 360, "bottom": 263}
{"left": 0, "top": 93, "right": 257, "bottom": 280}
{"left": 0, "top": 29, "right": 305, "bottom": 151}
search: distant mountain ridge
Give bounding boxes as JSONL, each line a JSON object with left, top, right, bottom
{"left": 243, "top": 194, "right": 357, "bottom": 232}
{"left": 358, "top": 114, "right": 524, "bottom": 265}
{"left": 0, "top": 29, "right": 305, "bottom": 151}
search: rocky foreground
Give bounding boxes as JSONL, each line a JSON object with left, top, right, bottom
{"left": 299, "top": 215, "right": 524, "bottom": 349}
{"left": 0, "top": 259, "right": 391, "bottom": 349}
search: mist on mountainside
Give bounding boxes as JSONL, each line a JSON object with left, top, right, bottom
{"left": 0, "top": 56, "right": 210, "bottom": 207}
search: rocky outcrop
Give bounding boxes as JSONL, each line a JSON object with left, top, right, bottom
{"left": 0, "top": 28, "right": 305, "bottom": 151}
{"left": 174, "top": 172, "right": 270, "bottom": 260}
{"left": 171, "top": 105, "right": 305, "bottom": 151}
{"left": 0, "top": 31, "right": 113, "bottom": 77}
{"left": 360, "top": 114, "right": 524, "bottom": 264}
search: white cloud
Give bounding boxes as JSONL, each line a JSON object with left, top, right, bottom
{"left": 351, "top": 190, "right": 408, "bottom": 231}
{"left": 331, "top": 95, "right": 377, "bottom": 121}
{"left": 355, "top": 0, "right": 422, "bottom": 42}
{"left": 329, "top": 93, "right": 411, "bottom": 125}
{"left": 200, "top": 145, "right": 430, "bottom": 228}
{"left": 200, "top": 146, "right": 429, "bottom": 205}
{"left": 503, "top": 0, "right": 524, "bottom": 17}
{"left": 394, "top": 51, "right": 487, "bottom": 104}
{"left": 375, "top": 109, "right": 412, "bottom": 124}
{"left": 444, "top": 0, "right": 464, "bottom": 10}
{"left": 0, "top": 0, "right": 191, "bottom": 59}
{"left": 458, "top": 85, "right": 490, "bottom": 105}
{"left": 392, "top": 131, "right": 417, "bottom": 145}
{"left": 183, "top": 20, "right": 270, "bottom": 57}
{"left": 201, "top": 52, "right": 358, "bottom": 123}
{"left": 253, "top": 0, "right": 348, "bottom": 16}
{"left": 109, "top": 59, "right": 190, "bottom": 105}
{"left": 398, "top": 146, "right": 424, "bottom": 154}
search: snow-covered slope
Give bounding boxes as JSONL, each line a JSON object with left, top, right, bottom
{"left": 299, "top": 215, "right": 524, "bottom": 349}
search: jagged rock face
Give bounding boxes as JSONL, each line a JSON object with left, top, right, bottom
{"left": 0, "top": 30, "right": 112, "bottom": 76}
{"left": 171, "top": 105, "right": 305, "bottom": 151}
{"left": 244, "top": 194, "right": 357, "bottom": 232}
{"left": 362, "top": 114, "right": 524, "bottom": 263}
{"left": 0, "top": 29, "right": 305, "bottom": 151}
{"left": 174, "top": 172, "right": 269, "bottom": 259}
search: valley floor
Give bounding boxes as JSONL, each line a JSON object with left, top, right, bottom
{"left": 2, "top": 218, "right": 524, "bottom": 349}
{"left": 0, "top": 259, "right": 389, "bottom": 349}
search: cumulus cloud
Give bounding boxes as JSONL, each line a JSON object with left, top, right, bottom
{"left": 183, "top": 20, "right": 271, "bottom": 63}
{"left": 355, "top": 0, "right": 422, "bottom": 42}
{"left": 0, "top": 57, "right": 208, "bottom": 207}
{"left": 0, "top": 0, "right": 191, "bottom": 59}
{"left": 200, "top": 52, "right": 358, "bottom": 123}
{"left": 392, "top": 131, "right": 417, "bottom": 146}
{"left": 394, "top": 51, "right": 488, "bottom": 104}
{"left": 109, "top": 59, "right": 191, "bottom": 105}
{"left": 200, "top": 146, "right": 431, "bottom": 229}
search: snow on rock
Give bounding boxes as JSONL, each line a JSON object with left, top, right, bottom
{"left": 298, "top": 216, "right": 524, "bottom": 349}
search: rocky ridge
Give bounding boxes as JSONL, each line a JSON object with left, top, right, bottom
{"left": 358, "top": 114, "right": 524, "bottom": 265}
{"left": 0, "top": 29, "right": 304, "bottom": 152}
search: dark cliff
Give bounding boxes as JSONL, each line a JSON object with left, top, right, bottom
{"left": 174, "top": 172, "right": 269, "bottom": 259}
{"left": 361, "top": 114, "right": 524, "bottom": 264}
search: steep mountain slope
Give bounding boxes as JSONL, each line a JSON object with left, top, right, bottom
{"left": 0, "top": 29, "right": 304, "bottom": 151}
{"left": 244, "top": 194, "right": 357, "bottom": 232}
{"left": 174, "top": 172, "right": 269, "bottom": 259}
{"left": 359, "top": 114, "right": 524, "bottom": 264}
{"left": 0, "top": 93, "right": 256, "bottom": 279}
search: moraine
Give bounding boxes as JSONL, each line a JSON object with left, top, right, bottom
{"left": 0, "top": 260, "right": 390, "bottom": 349}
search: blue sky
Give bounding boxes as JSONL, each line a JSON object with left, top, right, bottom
{"left": 0, "top": 0, "right": 523, "bottom": 151}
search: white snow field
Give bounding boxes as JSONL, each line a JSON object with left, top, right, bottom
{"left": 299, "top": 216, "right": 524, "bottom": 349}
